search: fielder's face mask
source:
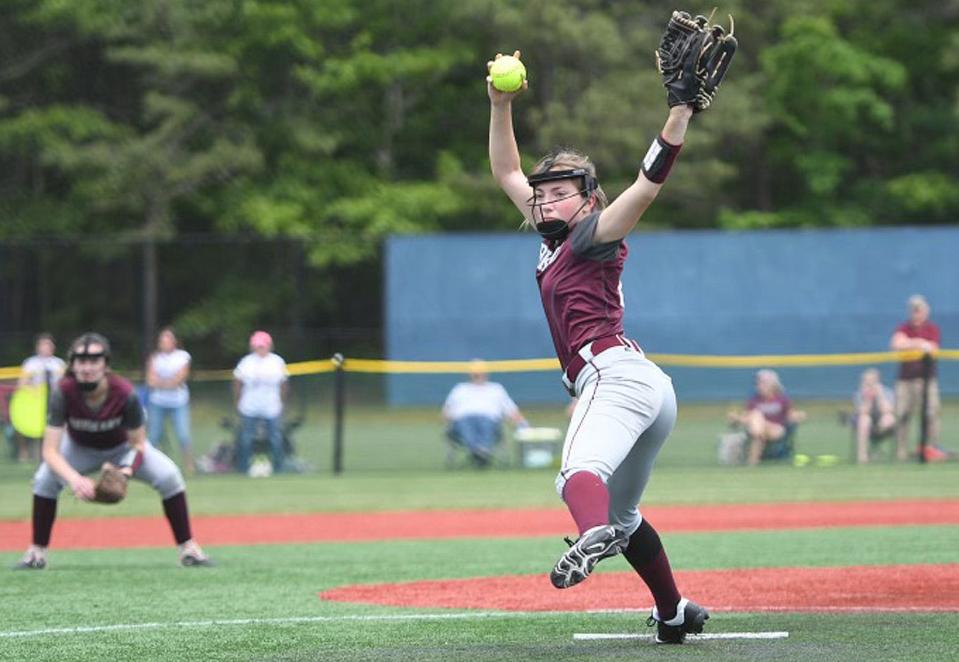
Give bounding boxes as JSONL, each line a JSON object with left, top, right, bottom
{"left": 68, "top": 334, "right": 111, "bottom": 391}
{"left": 527, "top": 168, "right": 598, "bottom": 241}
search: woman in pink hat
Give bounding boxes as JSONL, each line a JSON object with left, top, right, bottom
{"left": 232, "top": 331, "right": 289, "bottom": 474}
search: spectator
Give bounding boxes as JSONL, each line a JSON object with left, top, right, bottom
{"left": 442, "top": 359, "right": 528, "bottom": 467}
{"left": 727, "top": 369, "right": 807, "bottom": 466}
{"left": 233, "top": 331, "right": 288, "bottom": 475}
{"left": 2, "top": 384, "right": 18, "bottom": 461}
{"left": 15, "top": 333, "right": 66, "bottom": 462}
{"left": 18, "top": 333, "right": 66, "bottom": 391}
{"left": 146, "top": 327, "right": 194, "bottom": 474}
{"left": 890, "top": 294, "right": 941, "bottom": 461}
{"left": 851, "top": 368, "right": 896, "bottom": 464}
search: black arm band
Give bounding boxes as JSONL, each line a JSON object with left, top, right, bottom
{"left": 640, "top": 134, "right": 682, "bottom": 184}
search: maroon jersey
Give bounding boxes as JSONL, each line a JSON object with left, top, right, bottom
{"left": 746, "top": 393, "right": 791, "bottom": 427}
{"left": 536, "top": 213, "right": 627, "bottom": 370}
{"left": 50, "top": 374, "right": 143, "bottom": 449}
{"left": 895, "top": 321, "right": 940, "bottom": 379}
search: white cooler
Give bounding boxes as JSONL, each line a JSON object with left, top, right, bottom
{"left": 514, "top": 427, "right": 563, "bottom": 469}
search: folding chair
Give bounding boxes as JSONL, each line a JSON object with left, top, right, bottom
{"left": 444, "top": 416, "right": 508, "bottom": 469}
{"left": 760, "top": 423, "right": 798, "bottom": 461}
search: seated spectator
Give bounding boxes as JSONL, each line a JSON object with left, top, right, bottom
{"left": 851, "top": 368, "right": 896, "bottom": 464}
{"left": 727, "top": 369, "right": 806, "bottom": 466}
{"left": 442, "top": 360, "right": 527, "bottom": 467}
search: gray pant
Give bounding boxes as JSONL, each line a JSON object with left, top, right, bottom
{"left": 33, "top": 434, "right": 186, "bottom": 500}
{"left": 556, "top": 346, "right": 677, "bottom": 537}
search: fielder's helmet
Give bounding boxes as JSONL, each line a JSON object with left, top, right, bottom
{"left": 67, "top": 332, "right": 112, "bottom": 368}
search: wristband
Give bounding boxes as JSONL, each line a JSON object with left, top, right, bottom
{"left": 120, "top": 449, "right": 144, "bottom": 473}
{"left": 640, "top": 134, "right": 682, "bottom": 184}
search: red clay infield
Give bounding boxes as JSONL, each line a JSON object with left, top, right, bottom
{"left": 4, "top": 499, "right": 957, "bottom": 612}
{"left": 2, "top": 499, "right": 958, "bottom": 551}
{"left": 318, "top": 564, "right": 959, "bottom": 612}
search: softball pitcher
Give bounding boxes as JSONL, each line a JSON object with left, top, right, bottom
{"left": 486, "top": 11, "right": 736, "bottom": 645}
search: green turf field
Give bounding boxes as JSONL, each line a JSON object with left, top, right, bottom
{"left": 10, "top": 395, "right": 948, "bottom": 474}
{"left": 3, "top": 515, "right": 959, "bottom": 661}
{"left": 2, "top": 401, "right": 958, "bottom": 661}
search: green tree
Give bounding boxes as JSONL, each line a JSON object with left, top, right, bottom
{"left": 2, "top": 0, "right": 958, "bottom": 362}
{"left": 1, "top": 1, "right": 262, "bottom": 354}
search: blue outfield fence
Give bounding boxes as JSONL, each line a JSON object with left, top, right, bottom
{"left": 385, "top": 226, "right": 959, "bottom": 405}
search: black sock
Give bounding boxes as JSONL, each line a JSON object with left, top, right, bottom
{"left": 32, "top": 495, "right": 58, "bottom": 547}
{"left": 622, "top": 519, "right": 682, "bottom": 621}
{"left": 162, "top": 492, "right": 193, "bottom": 545}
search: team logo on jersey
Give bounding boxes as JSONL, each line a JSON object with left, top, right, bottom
{"left": 537, "top": 242, "right": 563, "bottom": 273}
{"left": 68, "top": 415, "right": 123, "bottom": 432}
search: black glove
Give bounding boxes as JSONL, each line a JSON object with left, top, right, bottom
{"left": 656, "top": 10, "right": 737, "bottom": 112}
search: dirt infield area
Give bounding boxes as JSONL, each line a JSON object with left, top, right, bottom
{"left": 2, "top": 499, "right": 959, "bottom": 550}
{"left": 319, "top": 564, "right": 959, "bottom": 612}
{"left": 3, "top": 499, "right": 958, "bottom": 612}
{"left": 311, "top": 499, "right": 959, "bottom": 613}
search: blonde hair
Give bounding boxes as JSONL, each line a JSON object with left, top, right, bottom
{"left": 860, "top": 368, "right": 881, "bottom": 386}
{"left": 521, "top": 149, "right": 608, "bottom": 232}
{"left": 468, "top": 358, "right": 489, "bottom": 377}
{"left": 755, "top": 369, "right": 783, "bottom": 393}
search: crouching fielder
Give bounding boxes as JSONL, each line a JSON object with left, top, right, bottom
{"left": 486, "top": 11, "right": 736, "bottom": 645}
{"left": 14, "top": 332, "right": 212, "bottom": 570}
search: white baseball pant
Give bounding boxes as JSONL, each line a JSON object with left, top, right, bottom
{"left": 33, "top": 434, "right": 186, "bottom": 500}
{"left": 555, "top": 345, "right": 677, "bottom": 537}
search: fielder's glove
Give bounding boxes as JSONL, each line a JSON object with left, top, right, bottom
{"left": 93, "top": 464, "right": 128, "bottom": 504}
{"left": 656, "top": 10, "right": 737, "bottom": 112}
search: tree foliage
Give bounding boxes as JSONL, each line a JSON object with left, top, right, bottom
{"left": 1, "top": 0, "right": 957, "bottom": 356}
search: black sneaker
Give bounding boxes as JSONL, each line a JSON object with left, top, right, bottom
{"left": 648, "top": 598, "right": 709, "bottom": 644}
{"left": 549, "top": 524, "right": 628, "bottom": 589}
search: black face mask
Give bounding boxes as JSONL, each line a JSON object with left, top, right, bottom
{"left": 77, "top": 380, "right": 99, "bottom": 392}
{"left": 527, "top": 172, "right": 596, "bottom": 243}
{"left": 535, "top": 220, "right": 570, "bottom": 241}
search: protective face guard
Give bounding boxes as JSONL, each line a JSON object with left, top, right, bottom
{"left": 72, "top": 352, "right": 107, "bottom": 363}
{"left": 526, "top": 169, "right": 598, "bottom": 240}
{"left": 71, "top": 350, "right": 108, "bottom": 391}
{"left": 67, "top": 334, "right": 112, "bottom": 388}
{"left": 67, "top": 333, "right": 112, "bottom": 366}
{"left": 527, "top": 168, "right": 597, "bottom": 194}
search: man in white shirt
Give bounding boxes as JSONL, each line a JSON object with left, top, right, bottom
{"left": 233, "top": 331, "right": 289, "bottom": 474}
{"left": 442, "top": 360, "right": 527, "bottom": 467}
